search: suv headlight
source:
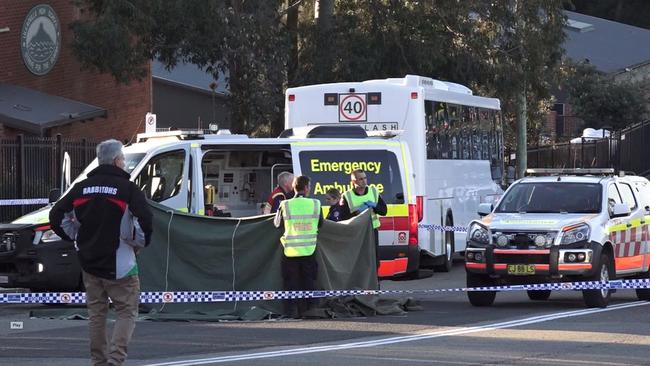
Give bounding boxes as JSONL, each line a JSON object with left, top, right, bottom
{"left": 468, "top": 222, "right": 490, "bottom": 245}
{"left": 559, "top": 224, "right": 590, "bottom": 245}
{"left": 33, "top": 229, "right": 61, "bottom": 245}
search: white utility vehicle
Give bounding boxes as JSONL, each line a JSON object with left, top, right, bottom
{"left": 465, "top": 168, "right": 650, "bottom": 308}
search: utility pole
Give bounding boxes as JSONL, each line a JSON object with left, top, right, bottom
{"left": 516, "top": 80, "right": 527, "bottom": 178}
{"left": 514, "top": 0, "right": 527, "bottom": 179}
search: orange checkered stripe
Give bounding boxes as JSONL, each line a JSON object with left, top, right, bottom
{"left": 608, "top": 225, "right": 650, "bottom": 258}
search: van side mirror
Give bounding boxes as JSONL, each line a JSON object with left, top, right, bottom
{"left": 611, "top": 203, "right": 631, "bottom": 218}
{"left": 48, "top": 188, "right": 61, "bottom": 203}
{"left": 477, "top": 203, "right": 493, "bottom": 217}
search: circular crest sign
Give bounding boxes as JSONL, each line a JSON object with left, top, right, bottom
{"left": 21, "top": 4, "right": 61, "bottom": 76}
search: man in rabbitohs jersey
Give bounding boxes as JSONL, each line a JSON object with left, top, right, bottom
{"left": 50, "top": 139, "right": 152, "bottom": 366}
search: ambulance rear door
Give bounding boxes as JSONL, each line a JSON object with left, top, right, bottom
{"left": 290, "top": 140, "right": 412, "bottom": 246}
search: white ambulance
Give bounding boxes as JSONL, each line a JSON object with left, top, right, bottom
{"left": 3, "top": 126, "right": 418, "bottom": 291}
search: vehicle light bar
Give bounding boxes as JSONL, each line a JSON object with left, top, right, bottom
{"left": 525, "top": 168, "right": 615, "bottom": 176}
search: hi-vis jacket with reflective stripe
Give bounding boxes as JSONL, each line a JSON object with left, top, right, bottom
{"left": 343, "top": 186, "right": 380, "bottom": 229}
{"left": 278, "top": 197, "right": 322, "bottom": 257}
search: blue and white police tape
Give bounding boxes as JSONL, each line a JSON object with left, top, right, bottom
{"left": 0, "top": 198, "right": 49, "bottom": 206}
{"left": 2, "top": 278, "right": 649, "bottom": 304}
{"left": 418, "top": 224, "right": 468, "bottom": 233}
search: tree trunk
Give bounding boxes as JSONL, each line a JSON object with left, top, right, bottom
{"left": 314, "top": 0, "right": 333, "bottom": 82}
{"left": 287, "top": 0, "right": 299, "bottom": 86}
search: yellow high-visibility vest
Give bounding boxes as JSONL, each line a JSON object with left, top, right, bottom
{"left": 280, "top": 197, "right": 321, "bottom": 257}
{"left": 344, "top": 186, "right": 380, "bottom": 229}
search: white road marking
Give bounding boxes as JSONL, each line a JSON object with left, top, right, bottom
{"left": 144, "top": 301, "right": 650, "bottom": 366}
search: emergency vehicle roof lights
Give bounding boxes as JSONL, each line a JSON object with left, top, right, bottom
{"left": 288, "top": 94, "right": 295, "bottom": 102}
{"left": 410, "top": 92, "right": 418, "bottom": 99}
{"left": 525, "top": 168, "right": 615, "bottom": 176}
{"left": 136, "top": 129, "right": 206, "bottom": 143}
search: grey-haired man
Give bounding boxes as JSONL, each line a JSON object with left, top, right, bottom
{"left": 50, "top": 139, "right": 152, "bottom": 366}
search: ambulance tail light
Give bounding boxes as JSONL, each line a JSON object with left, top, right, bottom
{"left": 288, "top": 94, "right": 295, "bottom": 102}
{"left": 416, "top": 195, "right": 424, "bottom": 222}
{"left": 408, "top": 203, "right": 419, "bottom": 246}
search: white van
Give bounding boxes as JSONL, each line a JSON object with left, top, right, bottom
{"left": 2, "top": 126, "right": 418, "bottom": 291}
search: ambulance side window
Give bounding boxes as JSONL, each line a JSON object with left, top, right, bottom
{"left": 607, "top": 184, "right": 623, "bottom": 216}
{"left": 135, "top": 150, "right": 186, "bottom": 202}
{"left": 618, "top": 183, "right": 637, "bottom": 211}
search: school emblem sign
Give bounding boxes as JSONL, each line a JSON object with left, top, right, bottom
{"left": 21, "top": 4, "right": 61, "bottom": 76}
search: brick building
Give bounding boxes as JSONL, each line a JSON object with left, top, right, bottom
{"left": 0, "top": 0, "right": 151, "bottom": 141}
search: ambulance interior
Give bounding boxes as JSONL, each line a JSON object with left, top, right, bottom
{"left": 201, "top": 147, "right": 293, "bottom": 217}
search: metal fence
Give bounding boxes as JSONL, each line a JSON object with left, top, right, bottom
{"left": 0, "top": 135, "right": 98, "bottom": 222}
{"left": 528, "top": 120, "right": 650, "bottom": 177}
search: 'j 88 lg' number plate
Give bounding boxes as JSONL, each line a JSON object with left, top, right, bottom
{"left": 507, "top": 264, "right": 535, "bottom": 275}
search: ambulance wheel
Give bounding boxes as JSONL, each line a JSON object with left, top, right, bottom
{"left": 527, "top": 290, "right": 551, "bottom": 301}
{"left": 582, "top": 253, "right": 613, "bottom": 308}
{"left": 466, "top": 272, "right": 496, "bottom": 307}
{"left": 635, "top": 270, "right": 650, "bottom": 301}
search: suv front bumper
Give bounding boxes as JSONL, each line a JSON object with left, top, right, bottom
{"left": 0, "top": 225, "right": 80, "bottom": 291}
{"left": 465, "top": 242, "right": 596, "bottom": 277}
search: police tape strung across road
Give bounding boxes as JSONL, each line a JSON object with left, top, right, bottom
{"left": 2, "top": 279, "right": 649, "bottom": 304}
{"left": 0, "top": 198, "right": 49, "bottom": 206}
{"left": 418, "top": 224, "right": 468, "bottom": 233}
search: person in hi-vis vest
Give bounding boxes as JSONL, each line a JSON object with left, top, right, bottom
{"left": 273, "top": 175, "right": 323, "bottom": 318}
{"left": 340, "top": 169, "right": 387, "bottom": 270}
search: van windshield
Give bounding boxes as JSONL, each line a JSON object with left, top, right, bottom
{"left": 299, "top": 150, "right": 404, "bottom": 204}
{"left": 68, "top": 153, "right": 146, "bottom": 190}
{"left": 495, "top": 182, "right": 602, "bottom": 214}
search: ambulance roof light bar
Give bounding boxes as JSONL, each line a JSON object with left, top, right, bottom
{"left": 136, "top": 128, "right": 248, "bottom": 143}
{"left": 525, "top": 168, "right": 615, "bottom": 176}
{"left": 136, "top": 129, "right": 205, "bottom": 142}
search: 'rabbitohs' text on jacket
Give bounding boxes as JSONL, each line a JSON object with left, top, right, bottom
{"left": 49, "top": 164, "right": 153, "bottom": 280}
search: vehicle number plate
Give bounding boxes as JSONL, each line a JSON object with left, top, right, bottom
{"left": 0, "top": 275, "right": 8, "bottom": 284}
{"left": 507, "top": 264, "right": 535, "bottom": 275}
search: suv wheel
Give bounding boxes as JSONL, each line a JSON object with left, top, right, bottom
{"left": 467, "top": 272, "right": 496, "bottom": 307}
{"left": 527, "top": 290, "right": 551, "bottom": 301}
{"left": 635, "top": 269, "right": 650, "bottom": 301}
{"left": 582, "top": 253, "right": 613, "bottom": 308}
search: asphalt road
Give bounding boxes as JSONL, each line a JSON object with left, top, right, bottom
{"left": 2, "top": 263, "right": 649, "bottom": 366}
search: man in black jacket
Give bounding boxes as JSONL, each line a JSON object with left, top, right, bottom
{"left": 50, "top": 139, "right": 152, "bottom": 366}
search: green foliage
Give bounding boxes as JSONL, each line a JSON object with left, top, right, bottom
{"left": 565, "top": 63, "right": 648, "bottom": 130}
{"left": 296, "top": 0, "right": 566, "bottom": 149}
{"left": 70, "top": 0, "right": 567, "bottom": 141}
{"left": 71, "top": 0, "right": 288, "bottom": 135}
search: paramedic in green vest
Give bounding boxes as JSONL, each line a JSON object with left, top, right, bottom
{"left": 274, "top": 175, "right": 323, "bottom": 318}
{"left": 340, "top": 169, "right": 387, "bottom": 270}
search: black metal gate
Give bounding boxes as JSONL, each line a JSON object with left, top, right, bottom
{"left": 0, "top": 135, "right": 98, "bottom": 222}
{"left": 528, "top": 120, "right": 650, "bottom": 177}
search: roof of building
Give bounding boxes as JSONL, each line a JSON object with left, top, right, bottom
{"left": 0, "top": 83, "right": 106, "bottom": 136}
{"left": 563, "top": 10, "right": 650, "bottom": 73}
{"left": 151, "top": 60, "right": 229, "bottom": 96}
